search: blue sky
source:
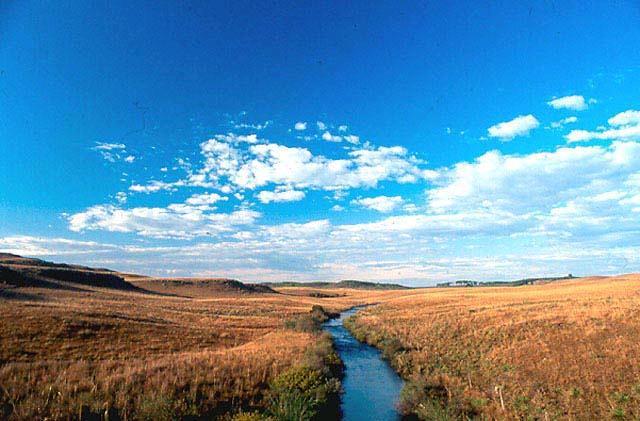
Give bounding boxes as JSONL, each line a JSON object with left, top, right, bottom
{"left": 1, "top": 1, "right": 640, "bottom": 284}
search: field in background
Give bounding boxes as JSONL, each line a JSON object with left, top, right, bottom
{"left": 0, "top": 254, "right": 409, "bottom": 420}
{"left": 348, "top": 274, "right": 640, "bottom": 420}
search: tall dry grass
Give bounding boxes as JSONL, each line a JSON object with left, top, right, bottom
{"left": 348, "top": 275, "right": 640, "bottom": 420}
{"left": 0, "top": 282, "right": 398, "bottom": 419}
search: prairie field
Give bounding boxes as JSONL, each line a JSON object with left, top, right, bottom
{"left": 3, "top": 253, "right": 640, "bottom": 421}
{"left": 347, "top": 275, "right": 640, "bottom": 420}
{"left": 0, "top": 254, "right": 407, "bottom": 420}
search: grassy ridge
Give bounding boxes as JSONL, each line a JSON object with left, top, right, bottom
{"left": 345, "top": 275, "right": 640, "bottom": 420}
{"left": 264, "top": 280, "right": 411, "bottom": 290}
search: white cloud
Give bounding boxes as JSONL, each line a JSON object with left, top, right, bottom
{"left": 566, "top": 126, "right": 640, "bottom": 143}
{"left": 343, "top": 135, "right": 360, "bottom": 144}
{"left": 35, "top": 138, "right": 640, "bottom": 281}
{"left": 352, "top": 195, "right": 404, "bottom": 213}
{"left": 338, "top": 125, "right": 348, "bottom": 132}
{"left": 185, "top": 139, "right": 430, "bottom": 193}
{"left": 566, "top": 110, "right": 640, "bottom": 143}
{"left": 608, "top": 110, "right": 640, "bottom": 127}
{"left": 6, "top": 232, "right": 640, "bottom": 284}
{"left": 425, "top": 141, "right": 640, "bottom": 240}
{"left": 257, "top": 188, "right": 306, "bottom": 204}
{"left": 331, "top": 205, "right": 344, "bottom": 212}
{"left": 263, "top": 219, "right": 331, "bottom": 239}
{"left": 185, "top": 193, "right": 227, "bottom": 206}
{"left": 319, "top": 131, "right": 359, "bottom": 144}
{"left": 487, "top": 114, "right": 539, "bottom": 141}
{"left": 316, "top": 121, "right": 326, "bottom": 130}
{"left": 547, "top": 95, "right": 590, "bottom": 111}
{"left": 322, "top": 131, "right": 342, "bottom": 142}
{"left": 403, "top": 203, "right": 419, "bottom": 213}
{"left": 68, "top": 204, "right": 259, "bottom": 239}
{"left": 92, "top": 142, "right": 128, "bottom": 162}
{"left": 233, "top": 121, "right": 271, "bottom": 131}
{"left": 93, "top": 142, "right": 125, "bottom": 151}
{"left": 549, "top": 116, "right": 578, "bottom": 129}
{"left": 211, "top": 133, "right": 259, "bottom": 144}
{"left": 129, "top": 180, "right": 184, "bottom": 193}
{"left": 124, "top": 155, "right": 136, "bottom": 163}
{"left": 0, "top": 235, "right": 119, "bottom": 256}
{"left": 115, "top": 192, "right": 128, "bottom": 204}
{"left": 336, "top": 209, "right": 522, "bottom": 236}
{"left": 294, "top": 121, "right": 307, "bottom": 131}
{"left": 23, "top": 115, "right": 640, "bottom": 284}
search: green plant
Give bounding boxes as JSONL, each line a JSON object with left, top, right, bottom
{"left": 266, "top": 364, "right": 341, "bottom": 421}
{"left": 231, "top": 410, "right": 272, "bottom": 421}
{"left": 136, "top": 394, "right": 175, "bottom": 421}
{"left": 268, "top": 390, "right": 316, "bottom": 421}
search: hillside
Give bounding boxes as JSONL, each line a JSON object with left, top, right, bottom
{"left": 436, "top": 274, "right": 578, "bottom": 288}
{"left": 264, "top": 279, "right": 411, "bottom": 290}
{"left": 130, "top": 278, "right": 277, "bottom": 297}
{"left": 0, "top": 254, "right": 278, "bottom": 296}
{"left": 0, "top": 254, "right": 138, "bottom": 291}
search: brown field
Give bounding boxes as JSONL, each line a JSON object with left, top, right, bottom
{"left": 347, "top": 274, "right": 640, "bottom": 420}
{"left": 4, "top": 251, "right": 640, "bottom": 420}
{"left": 0, "top": 254, "right": 408, "bottom": 420}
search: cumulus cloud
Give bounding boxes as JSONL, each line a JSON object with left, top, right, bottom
{"left": 37, "top": 140, "right": 640, "bottom": 282}
{"left": 68, "top": 204, "right": 259, "bottom": 239}
{"left": 322, "top": 131, "right": 342, "bottom": 142}
{"left": 115, "top": 192, "right": 128, "bottom": 204}
{"left": 566, "top": 110, "right": 640, "bottom": 143}
{"left": 211, "top": 133, "right": 260, "bottom": 144}
{"left": 257, "top": 188, "right": 305, "bottom": 204}
{"left": 0, "top": 235, "right": 118, "bottom": 256}
{"left": 352, "top": 195, "right": 404, "bottom": 213}
{"left": 319, "top": 131, "right": 359, "bottom": 144}
{"left": 549, "top": 116, "right": 578, "bottom": 129}
{"left": 487, "top": 115, "right": 539, "bottom": 141}
{"left": 185, "top": 193, "right": 227, "bottom": 206}
{"left": 263, "top": 219, "right": 331, "bottom": 239}
{"left": 425, "top": 141, "right": 640, "bottom": 239}
{"left": 547, "top": 95, "right": 590, "bottom": 111}
{"left": 294, "top": 121, "right": 307, "bottom": 131}
{"left": 343, "top": 135, "right": 360, "bottom": 144}
{"left": 59, "top": 117, "right": 640, "bottom": 283}
{"left": 181, "top": 138, "right": 430, "bottom": 193}
{"left": 608, "top": 110, "right": 640, "bottom": 127}
{"left": 129, "top": 180, "right": 184, "bottom": 193}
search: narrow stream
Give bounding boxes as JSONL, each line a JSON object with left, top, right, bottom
{"left": 323, "top": 307, "right": 404, "bottom": 421}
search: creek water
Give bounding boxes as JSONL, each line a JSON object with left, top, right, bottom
{"left": 323, "top": 307, "right": 404, "bottom": 421}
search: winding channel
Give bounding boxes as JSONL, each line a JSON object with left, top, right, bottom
{"left": 323, "top": 307, "right": 404, "bottom": 421}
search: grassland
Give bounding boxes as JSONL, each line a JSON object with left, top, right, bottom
{"left": 0, "top": 254, "right": 407, "bottom": 420}
{"left": 4, "top": 252, "right": 640, "bottom": 420}
{"left": 346, "top": 274, "right": 640, "bottom": 420}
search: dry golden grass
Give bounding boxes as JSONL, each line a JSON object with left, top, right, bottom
{"left": 0, "top": 269, "right": 404, "bottom": 420}
{"left": 7, "top": 252, "right": 636, "bottom": 420}
{"left": 350, "top": 275, "right": 640, "bottom": 420}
